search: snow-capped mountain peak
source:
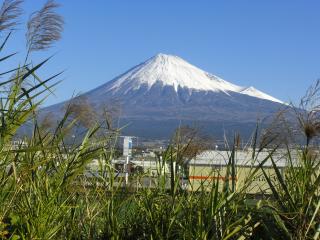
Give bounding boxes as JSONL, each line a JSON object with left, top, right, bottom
{"left": 109, "top": 53, "right": 241, "bottom": 93}
{"left": 106, "top": 53, "right": 283, "bottom": 103}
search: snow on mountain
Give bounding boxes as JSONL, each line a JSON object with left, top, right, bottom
{"left": 239, "top": 86, "right": 283, "bottom": 104}
{"left": 106, "top": 53, "right": 283, "bottom": 104}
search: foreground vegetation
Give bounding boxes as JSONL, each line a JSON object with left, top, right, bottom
{"left": 0, "top": 0, "right": 319, "bottom": 239}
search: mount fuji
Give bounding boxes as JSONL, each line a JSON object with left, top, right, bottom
{"left": 43, "top": 53, "right": 285, "bottom": 139}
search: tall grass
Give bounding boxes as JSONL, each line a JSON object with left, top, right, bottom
{"left": 0, "top": 1, "right": 319, "bottom": 239}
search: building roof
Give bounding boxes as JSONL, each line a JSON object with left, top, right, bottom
{"left": 188, "top": 150, "right": 297, "bottom": 168}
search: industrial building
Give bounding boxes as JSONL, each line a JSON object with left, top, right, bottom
{"left": 187, "top": 150, "right": 289, "bottom": 194}
{"left": 87, "top": 136, "right": 295, "bottom": 194}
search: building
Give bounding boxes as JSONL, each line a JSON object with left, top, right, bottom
{"left": 188, "top": 150, "right": 292, "bottom": 194}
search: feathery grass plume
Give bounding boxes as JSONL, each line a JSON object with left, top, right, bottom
{"left": 98, "top": 98, "right": 123, "bottom": 130}
{"left": 26, "top": 0, "right": 63, "bottom": 52}
{"left": 66, "top": 95, "right": 98, "bottom": 129}
{"left": 0, "top": 0, "right": 23, "bottom": 32}
{"left": 173, "top": 125, "right": 213, "bottom": 161}
{"left": 259, "top": 110, "right": 294, "bottom": 149}
{"left": 297, "top": 79, "right": 320, "bottom": 146}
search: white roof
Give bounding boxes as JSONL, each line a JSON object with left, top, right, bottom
{"left": 188, "top": 150, "right": 295, "bottom": 168}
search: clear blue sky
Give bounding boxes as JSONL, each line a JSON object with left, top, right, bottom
{"left": 4, "top": 0, "right": 320, "bottom": 106}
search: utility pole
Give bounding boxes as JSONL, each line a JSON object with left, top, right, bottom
{"left": 121, "top": 136, "right": 136, "bottom": 186}
{"left": 125, "top": 155, "right": 129, "bottom": 185}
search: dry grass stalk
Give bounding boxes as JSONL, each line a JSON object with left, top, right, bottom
{"left": 26, "top": 0, "right": 63, "bottom": 52}
{"left": 0, "top": 0, "right": 23, "bottom": 32}
{"left": 66, "top": 96, "right": 97, "bottom": 129}
{"left": 259, "top": 110, "right": 293, "bottom": 149}
{"left": 174, "top": 125, "right": 213, "bottom": 161}
{"left": 297, "top": 79, "right": 320, "bottom": 145}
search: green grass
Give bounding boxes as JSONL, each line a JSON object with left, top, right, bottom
{"left": 0, "top": 6, "right": 319, "bottom": 239}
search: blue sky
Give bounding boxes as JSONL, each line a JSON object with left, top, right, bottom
{"left": 4, "top": 0, "right": 320, "bottom": 106}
